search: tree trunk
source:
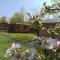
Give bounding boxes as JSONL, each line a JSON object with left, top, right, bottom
{"left": 37, "top": 28, "right": 40, "bottom": 36}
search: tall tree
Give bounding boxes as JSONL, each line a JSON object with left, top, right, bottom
{"left": 27, "top": 12, "right": 43, "bottom": 36}
{"left": 10, "top": 7, "right": 26, "bottom": 24}
{"left": 10, "top": 12, "right": 23, "bottom": 24}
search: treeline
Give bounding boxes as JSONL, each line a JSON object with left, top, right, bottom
{"left": 0, "top": 8, "right": 31, "bottom": 24}
{"left": 0, "top": 0, "right": 60, "bottom": 25}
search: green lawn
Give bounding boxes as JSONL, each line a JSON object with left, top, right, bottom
{"left": 0, "top": 32, "right": 36, "bottom": 60}
{"left": 9, "top": 33, "right": 36, "bottom": 43}
{"left": 0, "top": 34, "right": 13, "bottom": 60}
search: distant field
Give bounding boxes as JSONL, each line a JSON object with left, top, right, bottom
{"left": 0, "top": 32, "right": 36, "bottom": 60}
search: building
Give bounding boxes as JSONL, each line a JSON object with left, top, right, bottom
{"left": 39, "top": 14, "right": 60, "bottom": 37}
{"left": 8, "top": 23, "right": 32, "bottom": 33}
{"left": 0, "top": 23, "right": 8, "bottom": 31}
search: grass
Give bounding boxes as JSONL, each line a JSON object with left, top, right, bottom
{"left": 0, "top": 32, "right": 7, "bottom": 34}
{"left": 0, "top": 35, "right": 13, "bottom": 60}
{"left": 0, "top": 44, "right": 13, "bottom": 60}
{"left": 9, "top": 33, "right": 36, "bottom": 43}
{"left": 10, "top": 33, "right": 36, "bottom": 38}
{"left": 0, "top": 32, "right": 36, "bottom": 60}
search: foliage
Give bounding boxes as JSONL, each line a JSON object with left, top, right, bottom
{"left": 0, "top": 33, "right": 35, "bottom": 60}
{"left": 42, "top": 48, "right": 60, "bottom": 60}
{"left": 42, "top": 1, "right": 60, "bottom": 16}
{"left": 47, "top": 23, "right": 60, "bottom": 38}
{"left": 16, "top": 46, "right": 30, "bottom": 53}
{"left": 32, "top": 20, "right": 43, "bottom": 30}
{"left": 35, "top": 37, "right": 60, "bottom": 60}
{"left": 24, "top": 20, "right": 32, "bottom": 25}
{"left": 47, "top": 27, "right": 55, "bottom": 38}
{"left": 36, "top": 44, "right": 46, "bottom": 60}
{"left": 54, "top": 23, "right": 60, "bottom": 35}
{"left": 9, "top": 33, "right": 36, "bottom": 44}
{"left": 27, "top": 11, "right": 43, "bottom": 34}
{"left": 32, "top": 20, "right": 43, "bottom": 36}
{"left": 52, "top": 0, "right": 60, "bottom": 2}
{"left": 10, "top": 12, "right": 24, "bottom": 24}
{"left": 44, "top": 39, "right": 48, "bottom": 45}
{"left": 0, "top": 16, "right": 8, "bottom": 23}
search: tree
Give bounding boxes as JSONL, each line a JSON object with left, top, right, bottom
{"left": 10, "top": 12, "right": 23, "bottom": 24}
{"left": 24, "top": 20, "right": 32, "bottom": 25}
{"left": 27, "top": 3, "right": 49, "bottom": 36}
{"left": 10, "top": 7, "right": 27, "bottom": 24}
{"left": 0, "top": 16, "right": 8, "bottom": 23}
{"left": 32, "top": 20, "right": 43, "bottom": 36}
{"left": 27, "top": 12, "right": 43, "bottom": 36}
{"left": 52, "top": 0, "right": 60, "bottom": 10}
{"left": 27, "top": 2, "right": 60, "bottom": 36}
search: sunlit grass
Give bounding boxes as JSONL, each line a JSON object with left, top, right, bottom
{"left": 9, "top": 33, "right": 36, "bottom": 43}
{"left": 0, "top": 32, "right": 36, "bottom": 60}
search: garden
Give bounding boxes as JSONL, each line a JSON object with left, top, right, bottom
{"left": 0, "top": 33, "right": 36, "bottom": 60}
{"left": 0, "top": 29, "right": 60, "bottom": 60}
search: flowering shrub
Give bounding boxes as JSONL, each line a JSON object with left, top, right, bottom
{"left": 47, "top": 23, "right": 60, "bottom": 38}
{"left": 36, "top": 37, "right": 60, "bottom": 60}
{"left": 4, "top": 37, "right": 60, "bottom": 60}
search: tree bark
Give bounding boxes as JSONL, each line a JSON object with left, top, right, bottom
{"left": 37, "top": 29, "right": 40, "bottom": 36}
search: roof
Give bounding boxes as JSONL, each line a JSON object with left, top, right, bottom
{"left": 43, "top": 19, "right": 60, "bottom": 23}
{"left": 43, "top": 13, "right": 60, "bottom": 23}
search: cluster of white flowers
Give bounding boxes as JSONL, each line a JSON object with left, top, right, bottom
{"left": 4, "top": 43, "right": 20, "bottom": 57}
{"left": 4, "top": 48, "right": 12, "bottom": 57}
{"left": 4, "top": 43, "right": 37, "bottom": 60}
{"left": 53, "top": 1, "right": 60, "bottom": 7}
{"left": 37, "top": 37, "right": 60, "bottom": 49}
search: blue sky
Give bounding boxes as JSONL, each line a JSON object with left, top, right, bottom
{"left": 0, "top": 0, "right": 52, "bottom": 17}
